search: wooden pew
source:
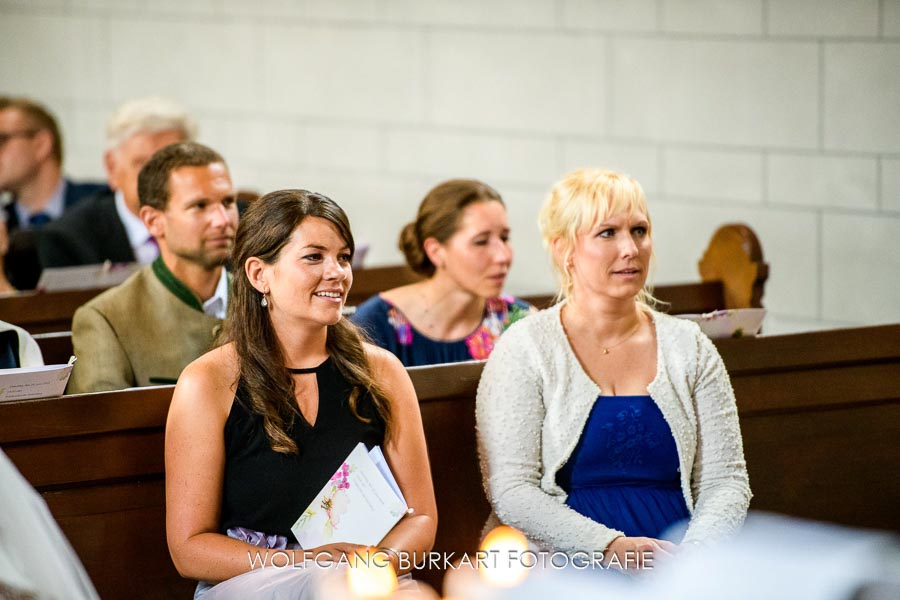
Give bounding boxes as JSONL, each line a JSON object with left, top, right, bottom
{"left": 32, "top": 280, "right": 735, "bottom": 368}
{"left": 0, "top": 386, "right": 183, "bottom": 600}
{"left": 0, "top": 288, "right": 107, "bottom": 335}
{"left": 717, "top": 324, "right": 900, "bottom": 530}
{"left": 346, "top": 264, "right": 422, "bottom": 307}
{"left": 1, "top": 263, "right": 422, "bottom": 335}
{"left": 5, "top": 323, "right": 894, "bottom": 597}
{"left": 4, "top": 223, "right": 768, "bottom": 335}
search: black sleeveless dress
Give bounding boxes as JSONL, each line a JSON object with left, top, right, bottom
{"left": 219, "top": 357, "right": 385, "bottom": 542}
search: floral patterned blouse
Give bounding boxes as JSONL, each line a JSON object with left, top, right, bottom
{"left": 351, "top": 294, "right": 533, "bottom": 367}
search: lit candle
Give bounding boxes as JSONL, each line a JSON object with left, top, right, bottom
{"left": 479, "top": 526, "right": 529, "bottom": 588}
{"left": 444, "top": 526, "right": 530, "bottom": 600}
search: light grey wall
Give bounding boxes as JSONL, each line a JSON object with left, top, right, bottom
{"left": 2, "top": 0, "right": 898, "bottom": 333}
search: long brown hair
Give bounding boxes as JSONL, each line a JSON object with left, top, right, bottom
{"left": 221, "top": 189, "right": 393, "bottom": 454}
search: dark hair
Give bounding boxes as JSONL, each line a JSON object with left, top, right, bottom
{"left": 221, "top": 189, "right": 393, "bottom": 454}
{"left": 399, "top": 179, "right": 504, "bottom": 277}
{"left": 0, "top": 96, "right": 63, "bottom": 164}
{"left": 137, "top": 141, "right": 225, "bottom": 210}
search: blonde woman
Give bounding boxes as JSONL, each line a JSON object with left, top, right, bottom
{"left": 477, "top": 169, "right": 750, "bottom": 566}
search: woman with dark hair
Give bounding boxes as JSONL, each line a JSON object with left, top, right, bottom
{"left": 352, "top": 179, "right": 533, "bottom": 367}
{"left": 165, "top": 190, "right": 436, "bottom": 598}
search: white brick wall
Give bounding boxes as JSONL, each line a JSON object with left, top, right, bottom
{"left": 767, "top": 154, "right": 878, "bottom": 210}
{"left": 883, "top": 159, "right": 900, "bottom": 212}
{"left": 886, "top": 0, "right": 900, "bottom": 37}
{"left": 1, "top": 0, "right": 897, "bottom": 333}
{"left": 110, "top": 20, "right": 260, "bottom": 110}
{"left": 385, "top": 129, "right": 559, "bottom": 186}
{"left": 663, "top": 148, "right": 763, "bottom": 204}
{"left": 384, "top": 0, "right": 558, "bottom": 28}
{"left": 824, "top": 43, "right": 900, "bottom": 153}
{"left": 823, "top": 213, "right": 900, "bottom": 323}
{"left": 561, "top": 0, "right": 657, "bottom": 32}
{"left": 612, "top": 39, "right": 819, "bottom": 148}
{"left": 768, "top": 0, "right": 880, "bottom": 37}
{"left": 0, "top": 14, "right": 106, "bottom": 102}
{"left": 428, "top": 31, "right": 607, "bottom": 134}
{"left": 661, "top": 0, "right": 763, "bottom": 35}
{"left": 261, "top": 26, "right": 425, "bottom": 122}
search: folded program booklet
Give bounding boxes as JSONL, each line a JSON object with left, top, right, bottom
{"left": 291, "top": 443, "right": 408, "bottom": 548}
{"left": 0, "top": 363, "right": 73, "bottom": 402}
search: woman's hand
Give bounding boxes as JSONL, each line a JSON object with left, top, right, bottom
{"left": 604, "top": 535, "right": 678, "bottom": 571}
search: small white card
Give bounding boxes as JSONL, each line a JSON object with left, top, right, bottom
{"left": 0, "top": 363, "right": 73, "bottom": 402}
{"left": 291, "top": 443, "right": 407, "bottom": 548}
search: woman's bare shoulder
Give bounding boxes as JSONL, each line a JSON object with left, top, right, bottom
{"left": 363, "top": 341, "right": 403, "bottom": 373}
{"left": 363, "top": 342, "right": 413, "bottom": 391}
{"left": 173, "top": 343, "right": 240, "bottom": 417}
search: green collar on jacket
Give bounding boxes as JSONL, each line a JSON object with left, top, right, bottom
{"left": 151, "top": 257, "right": 232, "bottom": 314}
{"left": 152, "top": 257, "right": 228, "bottom": 314}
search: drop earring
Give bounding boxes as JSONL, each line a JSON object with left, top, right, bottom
{"left": 261, "top": 293, "right": 268, "bottom": 308}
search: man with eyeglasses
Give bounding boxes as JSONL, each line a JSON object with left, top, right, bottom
{"left": 0, "top": 96, "right": 106, "bottom": 289}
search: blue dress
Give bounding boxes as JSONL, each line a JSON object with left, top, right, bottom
{"left": 351, "top": 294, "right": 532, "bottom": 367}
{"left": 556, "top": 395, "right": 690, "bottom": 541}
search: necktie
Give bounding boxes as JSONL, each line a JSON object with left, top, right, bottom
{"left": 28, "top": 212, "right": 52, "bottom": 229}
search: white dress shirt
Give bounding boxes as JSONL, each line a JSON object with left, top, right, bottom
{"left": 114, "top": 191, "right": 158, "bottom": 265}
{"left": 201, "top": 268, "right": 229, "bottom": 319}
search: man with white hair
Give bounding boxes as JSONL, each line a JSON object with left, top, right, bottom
{"left": 38, "top": 97, "right": 196, "bottom": 268}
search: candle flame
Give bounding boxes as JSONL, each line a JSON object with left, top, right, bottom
{"left": 346, "top": 552, "right": 398, "bottom": 598}
{"left": 478, "top": 526, "right": 529, "bottom": 587}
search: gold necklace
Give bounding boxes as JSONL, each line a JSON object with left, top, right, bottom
{"left": 600, "top": 320, "right": 642, "bottom": 354}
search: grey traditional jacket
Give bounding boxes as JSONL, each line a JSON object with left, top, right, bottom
{"left": 69, "top": 259, "right": 223, "bottom": 393}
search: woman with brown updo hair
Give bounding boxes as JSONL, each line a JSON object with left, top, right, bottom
{"left": 351, "top": 179, "right": 533, "bottom": 367}
{"left": 166, "top": 190, "right": 436, "bottom": 598}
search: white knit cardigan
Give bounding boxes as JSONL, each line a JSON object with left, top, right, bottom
{"left": 475, "top": 303, "right": 751, "bottom": 553}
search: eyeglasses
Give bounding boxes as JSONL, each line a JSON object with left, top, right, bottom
{"left": 0, "top": 130, "right": 38, "bottom": 148}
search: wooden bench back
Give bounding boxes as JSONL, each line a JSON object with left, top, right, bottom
{"left": 7, "top": 322, "right": 895, "bottom": 598}
{"left": 0, "top": 386, "right": 184, "bottom": 599}
{"left": 0, "top": 288, "right": 107, "bottom": 334}
{"left": 718, "top": 324, "right": 900, "bottom": 530}
{"left": 7, "top": 223, "right": 767, "bottom": 335}
{"left": 33, "top": 276, "right": 731, "bottom": 366}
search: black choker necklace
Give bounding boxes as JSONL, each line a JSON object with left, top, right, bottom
{"left": 287, "top": 358, "right": 329, "bottom": 374}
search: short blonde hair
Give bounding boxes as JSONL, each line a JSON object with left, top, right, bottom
{"left": 538, "top": 168, "right": 657, "bottom": 304}
{"left": 105, "top": 96, "right": 196, "bottom": 151}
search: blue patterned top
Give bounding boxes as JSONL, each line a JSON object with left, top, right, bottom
{"left": 351, "top": 294, "right": 532, "bottom": 367}
{"left": 556, "top": 395, "right": 690, "bottom": 541}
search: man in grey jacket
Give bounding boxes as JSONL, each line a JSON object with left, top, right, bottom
{"left": 68, "top": 141, "right": 238, "bottom": 393}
